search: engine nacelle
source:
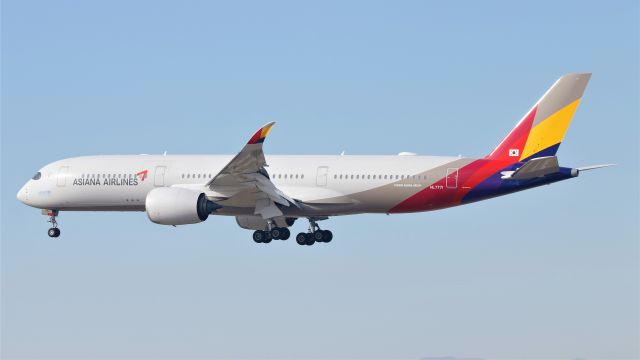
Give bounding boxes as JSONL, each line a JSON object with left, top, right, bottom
{"left": 235, "top": 216, "right": 296, "bottom": 230}
{"left": 146, "top": 187, "right": 218, "bottom": 225}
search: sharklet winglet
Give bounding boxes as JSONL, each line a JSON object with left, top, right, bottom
{"left": 247, "top": 122, "right": 276, "bottom": 145}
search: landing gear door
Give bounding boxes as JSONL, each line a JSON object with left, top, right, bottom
{"left": 446, "top": 168, "right": 458, "bottom": 189}
{"left": 154, "top": 166, "right": 167, "bottom": 187}
{"left": 316, "top": 166, "right": 328, "bottom": 186}
{"left": 57, "top": 166, "right": 69, "bottom": 187}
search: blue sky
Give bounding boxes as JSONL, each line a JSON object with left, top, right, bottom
{"left": 1, "top": 0, "right": 638, "bottom": 358}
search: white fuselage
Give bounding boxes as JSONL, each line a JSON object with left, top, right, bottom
{"left": 17, "top": 154, "right": 470, "bottom": 216}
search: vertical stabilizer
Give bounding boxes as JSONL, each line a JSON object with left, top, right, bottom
{"left": 486, "top": 73, "right": 591, "bottom": 162}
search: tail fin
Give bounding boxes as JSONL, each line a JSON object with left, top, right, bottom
{"left": 486, "top": 73, "right": 591, "bottom": 162}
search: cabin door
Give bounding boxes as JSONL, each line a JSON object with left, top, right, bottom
{"left": 154, "top": 166, "right": 167, "bottom": 187}
{"left": 446, "top": 168, "right": 458, "bottom": 189}
{"left": 57, "top": 166, "right": 69, "bottom": 187}
{"left": 316, "top": 166, "right": 329, "bottom": 186}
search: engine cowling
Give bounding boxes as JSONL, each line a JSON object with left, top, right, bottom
{"left": 145, "top": 187, "right": 218, "bottom": 225}
{"left": 235, "top": 216, "right": 296, "bottom": 230}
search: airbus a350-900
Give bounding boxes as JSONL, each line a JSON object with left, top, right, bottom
{"left": 17, "top": 73, "right": 611, "bottom": 245}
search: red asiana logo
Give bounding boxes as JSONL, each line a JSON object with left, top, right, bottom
{"left": 136, "top": 170, "right": 148, "bottom": 181}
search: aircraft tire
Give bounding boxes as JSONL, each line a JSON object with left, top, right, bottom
{"left": 322, "top": 230, "right": 332, "bottom": 243}
{"left": 305, "top": 233, "right": 315, "bottom": 246}
{"left": 253, "top": 230, "right": 265, "bottom": 243}
{"left": 279, "top": 228, "right": 290, "bottom": 240}
{"left": 296, "top": 232, "right": 307, "bottom": 245}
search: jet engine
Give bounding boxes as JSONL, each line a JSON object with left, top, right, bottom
{"left": 236, "top": 216, "right": 296, "bottom": 230}
{"left": 146, "top": 187, "right": 219, "bottom": 225}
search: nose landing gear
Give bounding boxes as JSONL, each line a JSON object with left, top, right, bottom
{"left": 44, "top": 209, "right": 60, "bottom": 238}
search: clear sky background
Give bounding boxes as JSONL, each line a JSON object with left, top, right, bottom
{"left": 1, "top": 1, "right": 638, "bottom": 359}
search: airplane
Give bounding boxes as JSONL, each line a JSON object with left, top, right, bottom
{"left": 17, "top": 73, "right": 612, "bottom": 245}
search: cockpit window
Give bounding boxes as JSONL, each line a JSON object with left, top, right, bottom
{"left": 32, "top": 172, "right": 42, "bottom": 180}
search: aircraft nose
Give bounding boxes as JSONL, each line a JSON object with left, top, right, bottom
{"left": 17, "top": 184, "right": 28, "bottom": 203}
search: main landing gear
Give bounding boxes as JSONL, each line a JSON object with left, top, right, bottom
{"left": 250, "top": 217, "right": 333, "bottom": 246}
{"left": 295, "top": 218, "right": 332, "bottom": 246}
{"left": 252, "top": 227, "right": 291, "bottom": 243}
{"left": 44, "top": 210, "right": 60, "bottom": 238}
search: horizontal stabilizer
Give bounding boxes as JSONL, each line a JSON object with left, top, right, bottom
{"left": 577, "top": 164, "right": 616, "bottom": 172}
{"left": 502, "top": 156, "right": 559, "bottom": 180}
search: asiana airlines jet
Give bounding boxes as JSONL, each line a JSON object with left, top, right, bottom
{"left": 18, "top": 73, "right": 612, "bottom": 245}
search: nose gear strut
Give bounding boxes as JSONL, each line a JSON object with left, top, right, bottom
{"left": 43, "top": 209, "right": 60, "bottom": 238}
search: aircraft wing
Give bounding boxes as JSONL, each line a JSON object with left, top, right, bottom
{"left": 205, "top": 122, "right": 297, "bottom": 219}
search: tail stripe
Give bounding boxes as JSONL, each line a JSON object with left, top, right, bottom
{"left": 519, "top": 98, "right": 581, "bottom": 161}
{"left": 486, "top": 106, "right": 536, "bottom": 161}
{"left": 530, "top": 74, "right": 590, "bottom": 127}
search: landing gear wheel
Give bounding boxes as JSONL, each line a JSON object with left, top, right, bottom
{"left": 279, "top": 228, "right": 290, "bottom": 240}
{"left": 305, "top": 233, "right": 315, "bottom": 246}
{"left": 296, "top": 232, "right": 307, "bottom": 245}
{"left": 313, "top": 231, "right": 324, "bottom": 242}
{"left": 45, "top": 210, "right": 60, "bottom": 238}
{"left": 252, "top": 230, "right": 265, "bottom": 243}
{"left": 270, "top": 227, "right": 282, "bottom": 240}
{"left": 322, "top": 230, "right": 332, "bottom": 243}
{"left": 263, "top": 232, "right": 273, "bottom": 243}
